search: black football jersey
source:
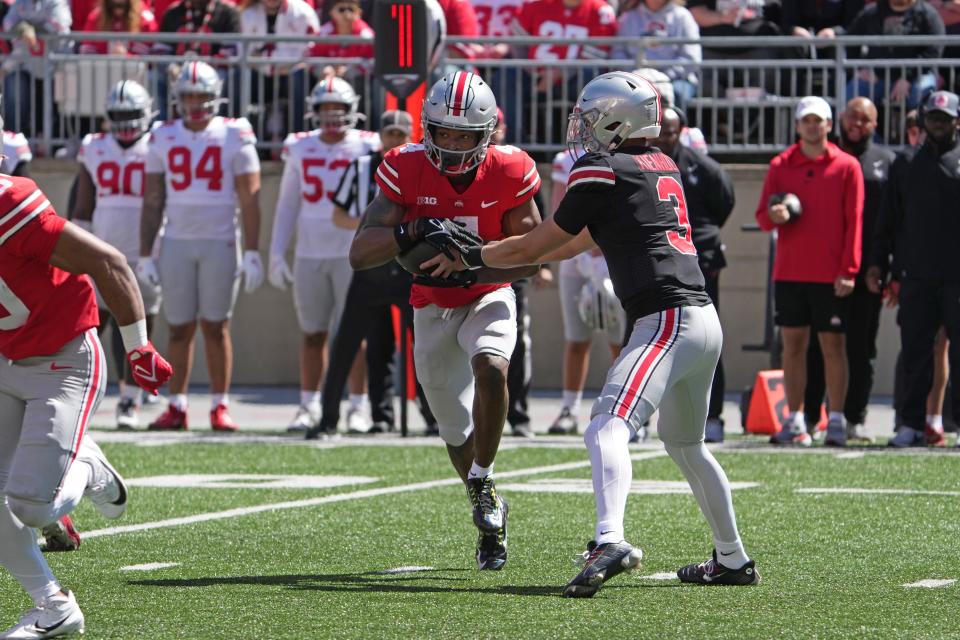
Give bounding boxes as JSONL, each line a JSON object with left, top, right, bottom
{"left": 553, "top": 147, "right": 711, "bottom": 321}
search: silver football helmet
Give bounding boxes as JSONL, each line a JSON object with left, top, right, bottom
{"left": 173, "top": 61, "right": 225, "bottom": 124}
{"left": 422, "top": 71, "right": 497, "bottom": 175}
{"left": 578, "top": 277, "right": 622, "bottom": 337}
{"left": 567, "top": 71, "right": 662, "bottom": 154}
{"left": 633, "top": 67, "right": 674, "bottom": 109}
{"left": 105, "top": 80, "right": 157, "bottom": 144}
{"left": 305, "top": 76, "right": 360, "bottom": 134}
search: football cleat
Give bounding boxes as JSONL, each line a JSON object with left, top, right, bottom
{"left": 40, "top": 516, "right": 81, "bottom": 552}
{"left": 704, "top": 418, "right": 724, "bottom": 443}
{"left": 476, "top": 499, "right": 509, "bottom": 571}
{"left": 677, "top": 550, "right": 761, "bottom": 585}
{"left": 148, "top": 405, "right": 188, "bottom": 431}
{"left": 286, "top": 405, "right": 319, "bottom": 433}
{"left": 925, "top": 423, "right": 947, "bottom": 447}
{"left": 888, "top": 426, "right": 924, "bottom": 448}
{"left": 210, "top": 404, "right": 238, "bottom": 432}
{"left": 115, "top": 397, "right": 139, "bottom": 430}
{"left": 78, "top": 437, "right": 127, "bottom": 520}
{"left": 346, "top": 407, "right": 371, "bottom": 434}
{"left": 846, "top": 423, "right": 874, "bottom": 444}
{"left": 770, "top": 425, "right": 812, "bottom": 447}
{"left": 466, "top": 476, "right": 505, "bottom": 532}
{"left": 548, "top": 408, "right": 578, "bottom": 435}
{"left": 563, "top": 540, "right": 643, "bottom": 598}
{"left": 1, "top": 590, "right": 84, "bottom": 639}
{"left": 823, "top": 418, "right": 847, "bottom": 447}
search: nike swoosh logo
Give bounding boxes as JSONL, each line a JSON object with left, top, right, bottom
{"left": 719, "top": 550, "right": 735, "bottom": 556}
{"left": 50, "top": 363, "right": 71, "bottom": 371}
{"left": 35, "top": 615, "right": 69, "bottom": 633}
{"left": 480, "top": 200, "right": 498, "bottom": 209}
{"left": 600, "top": 530, "right": 615, "bottom": 535}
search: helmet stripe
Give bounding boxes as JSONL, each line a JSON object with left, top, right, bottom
{"left": 451, "top": 72, "right": 469, "bottom": 117}
{"left": 327, "top": 75, "right": 334, "bottom": 93}
{"left": 191, "top": 62, "right": 198, "bottom": 84}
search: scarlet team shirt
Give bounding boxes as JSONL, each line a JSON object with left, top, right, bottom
{"left": 375, "top": 143, "right": 541, "bottom": 309}
{"left": 0, "top": 176, "right": 99, "bottom": 360}
{"left": 513, "top": 0, "right": 616, "bottom": 60}
{"left": 473, "top": 0, "right": 524, "bottom": 37}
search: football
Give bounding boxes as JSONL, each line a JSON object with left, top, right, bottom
{"left": 768, "top": 192, "right": 802, "bottom": 221}
{"left": 396, "top": 240, "right": 444, "bottom": 276}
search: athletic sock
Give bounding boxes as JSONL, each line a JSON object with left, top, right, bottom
{"left": 211, "top": 393, "right": 228, "bottom": 410}
{"left": 121, "top": 386, "right": 143, "bottom": 407}
{"left": 170, "top": 394, "right": 188, "bottom": 411}
{"left": 828, "top": 411, "right": 844, "bottom": 424}
{"left": 562, "top": 390, "right": 582, "bottom": 414}
{"left": 467, "top": 461, "right": 493, "bottom": 479}
{"left": 349, "top": 393, "right": 367, "bottom": 411}
{"left": 584, "top": 414, "right": 632, "bottom": 546}
{"left": 714, "top": 540, "right": 750, "bottom": 570}
{"left": 301, "top": 390, "right": 321, "bottom": 413}
{"left": 787, "top": 411, "right": 806, "bottom": 433}
{"left": 0, "top": 496, "right": 60, "bottom": 606}
{"left": 928, "top": 414, "right": 944, "bottom": 431}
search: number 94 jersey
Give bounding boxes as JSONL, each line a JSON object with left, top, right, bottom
{"left": 145, "top": 116, "right": 260, "bottom": 241}
{"left": 552, "top": 148, "right": 711, "bottom": 322}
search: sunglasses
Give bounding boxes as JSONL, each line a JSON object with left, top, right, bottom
{"left": 333, "top": 5, "right": 358, "bottom": 13}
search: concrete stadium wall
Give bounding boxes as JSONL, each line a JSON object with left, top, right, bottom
{"left": 31, "top": 158, "right": 900, "bottom": 396}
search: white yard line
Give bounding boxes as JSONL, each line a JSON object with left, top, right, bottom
{"left": 378, "top": 566, "right": 436, "bottom": 575}
{"left": 796, "top": 488, "right": 960, "bottom": 497}
{"left": 903, "top": 579, "right": 956, "bottom": 589}
{"left": 120, "top": 563, "right": 180, "bottom": 572}
{"left": 84, "top": 451, "right": 668, "bottom": 540}
{"left": 640, "top": 572, "right": 678, "bottom": 581}
{"left": 835, "top": 451, "right": 865, "bottom": 459}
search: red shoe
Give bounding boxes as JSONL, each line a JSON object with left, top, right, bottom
{"left": 210, "top": 404, "right": 238, "bottom": 432}
{"left": 41, "top": 515, "right": 81, "bottom": 552}
{"left": 925, "top": 423, "right": 947, "bottom": 447}
{"left": 148, "top": 405, "right": 188, "bottom": 430}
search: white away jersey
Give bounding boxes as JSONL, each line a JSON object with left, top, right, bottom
{"left": 77, "top": 130, "right": 152, "bottom": 261}
{"left": 1, "top": 130, "right": 32, "bottom": 174}
{"left": 275, "top": 128, "right": 381, "bottom": 259}
{"left": 145, "top": 116, "right": 260, "bottom": 240}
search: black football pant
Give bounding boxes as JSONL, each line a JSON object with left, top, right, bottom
{"left": 318, "top": 274, "right": 434, "bottom": 432}
{"left": 805, "top": 282, "right": 882, "bottom": 425}
{"left": 703, "top": 269, "right": 725, "bottom": 421}
{"left": 507, "top": 281, "right": 532, "bottom": 428}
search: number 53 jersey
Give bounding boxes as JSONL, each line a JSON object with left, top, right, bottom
{"left": 552, "top": 148, "right": 711, "bottom": 322}
{"left": 145, "top": 116, "right": 261, "bottom": 241}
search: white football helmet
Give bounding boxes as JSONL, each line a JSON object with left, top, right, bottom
{"left": 105, "top": 80, "right": 157, "bottom": 144}
{"left": 422, "top": 71, "right": 497, "bottom": 175}
{"left": 578, "top": 277, "right": 622, "bottom": 337}
{"left": 173, "top": 61, "right": 225, "bottom": 124}
{"left": 567, "top": 71, "right": 662, "bottom": 154}
{"left": 305, "top": 76, "right": 360, "bottom": 134}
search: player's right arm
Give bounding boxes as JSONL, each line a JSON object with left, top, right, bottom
{"left": 348, "top": 190, "right": 408, "bottom": 269}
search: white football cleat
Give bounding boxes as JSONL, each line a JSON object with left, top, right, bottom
{"left": 346, "top": 408, "right": 371, "bottom": 434}
{"left": 286, "top": 406, "right": 319, "bottom": 433}
{"left": 78, "top": 437, "right": 128, "bottom": 519}
{"left": 115, "top": 398, "right": 139, "bottom": 430}
{"left": 1, "top": 590, "right": 84, "bottom": 639}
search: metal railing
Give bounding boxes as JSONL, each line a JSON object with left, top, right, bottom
{"left": 2, "top": 32, "right": 960, "bottom": 157}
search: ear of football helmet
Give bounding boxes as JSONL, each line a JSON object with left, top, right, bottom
{"left": 306, "top": 76, "right": 361, "bottom": 134}
{"left": 567, "top": 71, "right": 662, "bottom": 154}
{"left": 174, "top": 61, "right": 225, "bottom": 124}
{"left": 422, "top": 71, "right": 497, "bottom": 175}
{"left": 105, "top": 80, "right": 157, "bottom": 144}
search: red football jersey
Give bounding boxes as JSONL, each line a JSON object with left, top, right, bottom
{"left": 0, "top": 176, "right": 99, "bottom": 360}
{"left": 375, "top": 144, "right": 541, "bottom": 309}
{"left": 513, "top": 0, "right": 616, "bottom": 60}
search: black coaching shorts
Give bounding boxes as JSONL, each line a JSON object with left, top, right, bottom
{"left": 774, "top": 281, "right": 848, "bottom": 333}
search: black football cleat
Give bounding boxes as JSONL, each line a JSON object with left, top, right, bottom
{"left": 677, "top": 550, "right": 761, "bottom": 585}
{"left": 466, "top": 476, "right": 506, "bottom": 532}
{"left": 563, "top": 540, "right": 643, "bottom": 598}
{"left": 476, "top": 500, "right": 508, "bottom": 570}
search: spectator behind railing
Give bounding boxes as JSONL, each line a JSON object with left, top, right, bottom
{"left": 611, "top": 0, "right": 701, "bottom": 112}
{"left": 845, "top": 0, "right": 944, "bottom": 109}
{"left": 435, "top": 0, "right": 483, "bottom": 65}
{"left": 780, "top": 0, "right": 862, "bottom": 41}
{"left": 473, "top": 0, "right": 524, "bottom": 58}
{"left": 78, "top": 0, "right": 159, "bottom": 55}
{"left": 241, "top": 0, "right": 319, "bottom": 142}
{"left": 307, "top": 0, "right": 372, "bottom": 81}
{"left": 929, "top": 0, "right": 960, "bottom": 59}
{"left": 1, "top": 0, "right": 72, "bottom": 138}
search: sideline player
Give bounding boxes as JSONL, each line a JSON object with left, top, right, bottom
{"left": 423, "top": 71, "right": 759, "bottom": 595}
{"left": 138, "top": 61, "right": 264, "bottom": 432}
{"left": 0, "top": 170, "right": 172, "bottom": 637}
{"left": 73, "top": 80, "right": 162, "bottom": 430}
{"left": 269, "top": 77, "right": 381, "bottom": 433}
{"left": 349, "top": 71, "right": 542, "bottom": 570}
{"left": 0, "top": 92, "right": 32, "bottom": 177}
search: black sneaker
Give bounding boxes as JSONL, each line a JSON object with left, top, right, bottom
{"left": 465, "top": 476, "right": 505, "bottom": 532}
{"left": 304, "top": 424, "right": 335, "bottom": 440}
{"left": 548, "top": 408, "right": 578, "bottom": 435}
{"left": 563, "top": 540, "right": 643, "bottom": 598}
{"left": 476, "top": 499, "right": 508, "bottom": 570}
{"left": 677, "top": 550, "right": 761, "bottom": 585}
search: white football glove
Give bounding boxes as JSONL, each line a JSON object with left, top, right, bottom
{"left": 268, "top": 255, "right": 294, "bottom": 291}
{"left": 241, "top": 250, "right": 264, "bottom": 294}
{"left": 135, "top": 257, "right": 161, "bottom": 288}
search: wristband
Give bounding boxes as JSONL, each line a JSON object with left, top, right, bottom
{"left": 394, "top": 223, "right": 415, "bottom": 253}
{"left": 119, "top": 319, "right": 149, "bottom": 353}
{"left": 461, "top": 246, "right": 487, "bottom": 269}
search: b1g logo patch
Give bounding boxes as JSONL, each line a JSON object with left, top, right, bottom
{"left": 417, "top": 196, "right": 438, "bottom": 205}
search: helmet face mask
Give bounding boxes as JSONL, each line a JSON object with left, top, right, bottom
{"left": 104, "top": 80, "right": 156, "bottom": 144}
{"left": 174, "top": 62, "right": 225, "bottom": 125}
{"left": 566, "top": 71, "right": 662, "bottom": 154}
{"left": 423, "top": 124, "right": 489, "bottom": 175}
{"left": 422, "top": 71, "right": 497, "bottom": 176}
{"left": 306, "top": 77, "right": 360, "bottom": 134}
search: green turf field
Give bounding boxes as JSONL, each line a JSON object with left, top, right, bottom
{"left": 3, "top": 433, "right": 960, "bottom": 639}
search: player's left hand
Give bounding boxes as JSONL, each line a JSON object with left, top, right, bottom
{"left": 834, "top": 276, "right": 855, "bottom": 298}
{"left": 127, "top": 343, "right": 173, "bottom": 395}
{"left": 420, "top": 250, "right": 470, "bottom": 278}
{"left": 241, "top": 250, "right": 264, "bottom": 294}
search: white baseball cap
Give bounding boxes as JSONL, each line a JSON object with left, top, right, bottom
{"left": 795, "top": 96, "right": 832, "bottom": 121}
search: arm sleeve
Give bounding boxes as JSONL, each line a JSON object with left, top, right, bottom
{"left": 269, "top": 160, "right": 301, "bottom": 258}
{"left": 553, "top": 189, "right": 597, "bottom": 235}
{"left": 554, "top": 155, "right": 616, "bottom": 234}
{"left": 232, "top": 141, "right": 261, "bottom": 176}
{"left": 869, "top": 157, "right": 903, "bottom": 274}
{"left": 331, "top": 159, "right": 357, "bottom": 213}
{"left": 373, "top": 154, "right": 404, "bottom": 203}
{"left": 840, "top": 160, "right": 865, "bottom": 279}
{"left": 5, "top": 207, "right": 63, "bottom": 263}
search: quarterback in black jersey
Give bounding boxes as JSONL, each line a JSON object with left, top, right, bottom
{"left": 423, "top": 71, "right": 759, "bottom": 596}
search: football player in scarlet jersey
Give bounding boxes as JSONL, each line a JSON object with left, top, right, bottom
{"left": 0, "top": 164, "right": 172, "bottom": 636}
{"left": 349, "top": 71, "right": 542, "bottom": 571}
{"left": 73, "top": 80, "right": 162, "bottom": 431}
{"left": 138, "top": 61, "right": 265, "bottom": 432}
{"left": 424, "top": 72, "right": 760, "bottom": 595}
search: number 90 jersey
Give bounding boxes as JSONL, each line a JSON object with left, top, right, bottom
{"left": 552, "top": 148, "right": 711, "bottom": 322}
{"left": 375, "top": 143, "right": 541, "bottom": 309}
{"left": 145, "top": 116, "right": 260, "bottom": 241}
{"left": 77, "top": 130, "right": 152, "bottom": 261}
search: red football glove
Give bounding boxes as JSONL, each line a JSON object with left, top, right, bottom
{"left": 127, "top": 342, "right": 173, "bottom": 395}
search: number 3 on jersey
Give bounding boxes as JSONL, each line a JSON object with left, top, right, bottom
{"left": 657, "top": 175, "right": 696, "bottom": 256}
{"left": 168, "top": 146, "right": 223, "bottom": 191}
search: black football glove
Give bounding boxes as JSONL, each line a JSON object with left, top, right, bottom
{"left": 414, "top": 270, "right": 479, "bottom": 288}
{"left": 410, "top": 218, "right": 483, "bottom": 260}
